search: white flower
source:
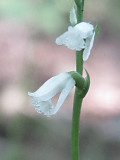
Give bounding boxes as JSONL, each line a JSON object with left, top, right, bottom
{"left": 56, "top": 22, "right": 95, "bottom": 61}
{"left": 28, "top": 73, "right": 75, "bottom": 116}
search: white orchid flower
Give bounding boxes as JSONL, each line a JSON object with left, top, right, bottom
{"left": 28, "top": 72, "right": 75, "bottom": 116}
{"left": 56, "top": 22, "right": 95, "bottom": 61}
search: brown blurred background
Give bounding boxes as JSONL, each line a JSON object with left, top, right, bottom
{"left": 0, "top": 0, "right": 120, "bottom": 160}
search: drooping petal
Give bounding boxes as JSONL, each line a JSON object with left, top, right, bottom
{"left": 83, "top": 32, "right": 95, "bottom": 61}
{"left": 28, "top": 72, "right": 70, "bottom": 101}
{"left": 28, "top": 72, "right": 76, "bottom": 116}
{"left": 52, "top": 78, "right": 75, "bottom": 114}
{"left": 29, "top": 74, "right": 75, "bottom": 116}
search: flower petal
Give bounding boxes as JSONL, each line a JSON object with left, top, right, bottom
{"left": 28, "top": 73, "right": 76, "bottom": 116}
{"left": 35, "top": 101, "right": 54, "bottom": 116}
{"left": 75, "top": 22, "right": 94, "bottom": 38}
{"left": 28, "top": 72, "right": 71, "bottom": 101}
{"left": 56, "top": 26, "right": 85, "bottom": 50}
{"left": 31, "top": 97, "right": 55, "bottom": 116}
{"left": 52, "top": 78, "right": 75, "bottom": 114}
{"left": 83, "top": 32, "right": 95, "bottom": 61}
{"left": 56, "top": 22, "right": 94, "bottom": 51}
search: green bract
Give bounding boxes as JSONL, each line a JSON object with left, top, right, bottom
{"left": 69, "top": 68, "right": 90, "bottom": 98}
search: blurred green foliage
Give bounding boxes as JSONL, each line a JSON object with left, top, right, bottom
{"left": 0, "top": 114, "right": 71, "bottom": 160}
{"left": 0, "top": 114, "right": 120, "bottom": 160}
{"left": 0, "top": 0, "right": 120, "bottom": 36}
{"left": 0, "top": 0, "right": 74, "bottom": 35}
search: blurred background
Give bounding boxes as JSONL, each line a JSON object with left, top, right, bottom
{"left": 0, "top": 0, "right": 120, "bottom": 159}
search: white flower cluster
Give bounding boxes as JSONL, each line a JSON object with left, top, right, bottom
{"left": 28, "top": 22, "right": 95, "bottom": 116}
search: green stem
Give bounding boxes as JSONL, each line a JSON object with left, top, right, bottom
{"left": 72, "top": 51, "right": 83, "bottom": 160}
{"left": 76, "top": 50, "right": 83, "bottom": 74}
{"left": 82, "top": 0, "right": 85, "bottom": 12}
{"left": 72, "top": 0, "right": 84, "bottom": 159}
{"left": 72, "top": 94, "right": 83, "bottom": 160}
{"left": 77, "top": 6, "right": 83, "bottom": 23}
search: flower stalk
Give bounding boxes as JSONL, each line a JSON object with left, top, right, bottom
{"left": 72, "top": 50, "right": 84, "bottom": 160}
{"left": 71, "top": 1, "right": 85, "bottom": 160}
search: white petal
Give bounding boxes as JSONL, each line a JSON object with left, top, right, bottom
{"left": 83, "top": 32, "right": 95, "bottom": 61}
{"left": 52, "top": 78, "right": 75, "bottom": 114}
{"left": 31, "top": 97, "right": 55, "bottom": 116}
{"left": 56, "top": 27, "right": 85, "bottom": 50}
{"left": 36, "top": 101, "right": 54, "bottom": 116}
{"left": 28, "top": 72, "right": 71, "bottom": 101}
{"left": 28, "top": 73, "right": 75, "bottom": 116}
{"left": 75, "top": 22, "right": 94, "bottom": 38}
{"left": 56, "top": 22, "right": 94, "bottom": 51}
